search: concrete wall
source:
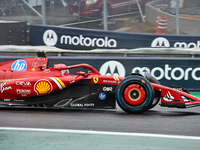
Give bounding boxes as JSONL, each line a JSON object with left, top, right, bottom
{"left": 145, "top": 0, "right": 200, "bottom": 35}
{"left": 183, "top": 0, "right": 200, "bottom": 7}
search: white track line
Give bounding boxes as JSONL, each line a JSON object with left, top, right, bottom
{"left": 0, "top": 127, "right": 200, "bottom": 140}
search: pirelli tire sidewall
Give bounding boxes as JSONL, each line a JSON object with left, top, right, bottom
{"left": 116, "top": 75, "right": 155, "bottom": 113}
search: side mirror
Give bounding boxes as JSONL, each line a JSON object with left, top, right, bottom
{"left": 54, "top": 64, "right": 67, "bottom": 70}
{"left": 77, "top": 71, "right": 86, "bottom": 76}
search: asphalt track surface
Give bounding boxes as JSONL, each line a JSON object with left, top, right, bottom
{"left": 0, "top": 101, "right": 200, "bottom": 150}
{"left": 0, "top": 104, "right": 200, "bottom": 136}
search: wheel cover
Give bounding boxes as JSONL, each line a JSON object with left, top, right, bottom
{"left": 124, "top": 84, "right": 146, "bottom": 106}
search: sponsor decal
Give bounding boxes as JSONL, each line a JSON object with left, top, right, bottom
{"left": 70, "top": 80, "right": 75, "bottom": 84}
{"left": 103, "top": 80, "right": 117, "bottom": 84}
{"left": 16, "top": 81, "right": 31, "bottom": 87}
{"left": 141, "top": 79, "right": 146, "bottom": 84}
{"left": 132, "top": 64, "right": 200, "bottom": 81}
{"left": 99, "top": 93, "right": 106, "bottom": 100}
{"left": 32, "top": 62, "right": 38, "bottom": 68}
{"left": 151, "top": 37, "right": 200, "bottom": 48}
{"left": 44, "top": 69, "right": 51, "bottom": 73}
{"left": 151, "top": 37, "right": 170, "bottom": 47}
{"left": 0, "top": 82, "right": 12, "bottom": 93}
{"left": 50, "top": 77, "right": 66, "bottom": 90}
{"left": 43, "top": 29, "right": 117, "bottom": 48}
{"left": 16, "top": 89, "right": 31, "bottom": 97}
{"left": 14, "top": 99, "right": 25, "bottom": 102}
{"left": 70, "top": 103, "right": 95, "bottom": 107}
{"left": 100, "top": 61, "right": 125, "bottom": 77}
{"left": 60, "top": 35, "right": 117, "bottom": 48}
{"left": 34, "top": 79, "right": 53, "bottom": 95}
{"left": 4, "top": 99, "right": 11, "bottom": 102}
{"left": 37, "top": 57, "right": 46, "bottom": 61}
{"left": 103, "top": 87, "right": 113, "bottom": 92}
{"left": 12, "top": 60, "right": 27, "bottom": 71}
{"left": 173, "top": 42, "right": 200, "bottom": 48}
{"left": 70, "top": 103, "right": 83, "bottom": 107}
{"left": 43, "top": 30, "right": 58, "bottom": 46}
{"left": 114, "top": 76, "right": 120, "bottom": 81}
{"left": 163, "top": 91, "right": 174, "bottom": 102}
{"left": 93, "top": 77, "right": 99, "bottom": 84}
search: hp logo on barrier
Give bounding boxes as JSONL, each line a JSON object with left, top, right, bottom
{"left": 12, "top": 60, "right": 27, "bottom": 71}
{"left": 151, "top": 37, "right": 170, "bottom": 47}
{"left": 43, "top": 30, "right": 58, "bottom": 46}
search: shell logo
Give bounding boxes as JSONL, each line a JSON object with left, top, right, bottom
{"left": 34, "top": 79, "right": 53, "bottom": 95}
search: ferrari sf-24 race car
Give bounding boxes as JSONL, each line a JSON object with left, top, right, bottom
{"left": 0, "top": 52, "right": 200, "bottom": 113}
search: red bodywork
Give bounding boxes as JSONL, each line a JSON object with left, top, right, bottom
{"left": 68, "top": 0, "right": 150, "bottom": 16}
{"left": 0, "top": 56, "right": 122, "bottom": 100}
{"left": 152, "top": 83, "right": 200, "bottom": 108}
{"left": 0, "top": 54, "right": 200, "bottom": 112}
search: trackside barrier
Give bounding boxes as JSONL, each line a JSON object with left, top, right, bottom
{"left": 0, "top": 45, "right": 200, "bottom": 57}
{"left": 29, "top": 24, "right": 200, "bottom": 49}
{"left": 0, "top": 21, "right": 27, "bottom": 45}
{"left": 0, "top": 47, "right": 200, "bottom": 91}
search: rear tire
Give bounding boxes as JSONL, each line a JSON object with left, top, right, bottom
{"left": 116, "top": 75, "right": 154, "bottom": 113}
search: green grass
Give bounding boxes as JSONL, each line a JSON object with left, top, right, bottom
{"left": 190, "top": 92, "right": 200, "bottom": 98}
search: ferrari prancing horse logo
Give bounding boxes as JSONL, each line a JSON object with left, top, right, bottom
{"left": 93, "top": 77, "right": 99, "bottom": 84}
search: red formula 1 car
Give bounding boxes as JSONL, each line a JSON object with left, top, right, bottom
{"left": 0, "top": 52, "right": 200, "bottom": 113}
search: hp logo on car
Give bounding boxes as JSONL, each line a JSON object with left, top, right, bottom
{"left": 99, "top": 93, "right": 106, "bottom": 100}
{"left": 12, "top": 60, "right": 27, "bottom": 71}
{"left": 43, "top": 29, "right": 58, "bottom": 46}
{"left": 100, "top": 61, "right": 126, "bottom": 77}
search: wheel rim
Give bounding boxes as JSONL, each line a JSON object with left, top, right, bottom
{"left": 124, "top": 84, "right": 146, "bottom": 106}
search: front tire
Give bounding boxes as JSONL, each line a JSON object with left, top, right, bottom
{"left": 116, "top": 75, "right": 154, "bottom": 113}
{"left": 144, "top": 73, "right": 161, "bottom": 109}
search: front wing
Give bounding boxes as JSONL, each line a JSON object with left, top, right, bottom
{"left": 152, "top": 83, "right": 200, "bottom": 108}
